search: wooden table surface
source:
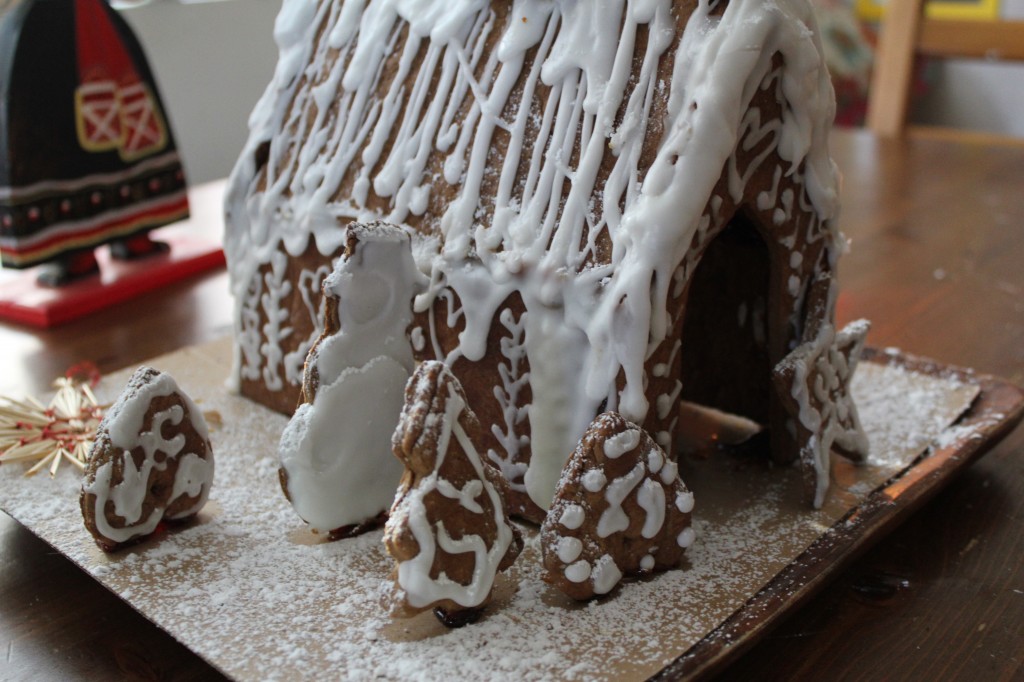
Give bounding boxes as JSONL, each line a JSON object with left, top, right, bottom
{"left": 1, "top": 129, "right": 1022, "bottom": 680}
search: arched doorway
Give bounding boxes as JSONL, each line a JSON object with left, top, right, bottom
{"left": 678, "top": 210, "right": 773, "bottom": 428}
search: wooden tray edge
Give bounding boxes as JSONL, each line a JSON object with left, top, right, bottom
{"left": 654, "top": 349, "right": 1024, "bottom": 681}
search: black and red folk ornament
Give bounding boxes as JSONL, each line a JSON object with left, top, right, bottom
{"left": 0, "top": 0, "right": 189, "bottom": 284}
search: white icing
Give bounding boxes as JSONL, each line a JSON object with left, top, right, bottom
{"left": 555, "top": 535, "right": 583, "bottom": 564}
{"left": 602, "top": 428, "right": 640, "bottom": 459}
{"left": 581, "top": 469, "right": 607, "bottom": 493}
{"left": 782, "top": 318, "right": 870, "bottom": 508}
{"left": 395, "top": 376, "right": 518, "bottom": 609}
{"left": 636, "top": 478, "right": 666, "bottom": 539}
{"left": 436, "top": 478, "right": 484, "bottom": 514}
{"left": 677, "top": 526, "right": 696, "bottom": 549}
{"left": 675, "top": 490, "right": 695, "bottom": 514}
{"left": 227, "top": 0, "right": 842, "bottom": 511}
{"left": 646, "top": 447, "right": 663, "bottom": 474}
{"left": 488, "top": 306, "right": 531, "bottom": 493}
{"left": 565, "top": 560, "right": 591, "bottom": 583}
{"left": 658, "top": 459, "right": 679, "bottom": 486}
{"left": 596, "top": 462, "right": 645, "bottom": 538}
{"left": 166, "top": 453, "right": 215, "bottom": 520}
{"left": 558, "top": 503, "right": 585, "bottom": 530}
{"left": 640, "top": 554, "right": 655, "bottom": 571}
{"left": 316, "top": 229, "right": 426, "bottom": 384}
{"left": 591, "top": 554, "right": 623, "bottom": 595}
{"left": 278, "top": 356, "right": 408, "bottom": 531}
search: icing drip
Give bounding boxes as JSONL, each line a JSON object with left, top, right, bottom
{"left": 279, "top": 357, "right": 409, "bottom": 531}
{"left": 227, "top": 0, "right": 842, "bottom": 510}
{"left": 555, "top": 535, "right": 583, "bottom": 564}
{"left": 596, "top": 462, "right": 646, "bottom": 538}
{"left": 636, "top": 477, "right": 666, "bottom": 539}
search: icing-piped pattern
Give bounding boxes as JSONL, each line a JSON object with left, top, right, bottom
{"left": 81, "top": 367, "right": 214, "bottom": 550}
{"left": 226, "top": 0, "right": 845, "bottom": 510}
{"left": 540, "top": 412, "right": 693, "bottom": 600}
{"left": 385, "top": 361, "right": 523, "bottom": 617}
{"left": 773, "top": 318, "right": 871, "bottom": 508}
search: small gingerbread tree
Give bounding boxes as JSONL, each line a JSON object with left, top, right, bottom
{"left": 385, "top": 361, "right": 522, "bottom": 627}
{"left": 541, "top": 412, "right": 695, "bottom": 600}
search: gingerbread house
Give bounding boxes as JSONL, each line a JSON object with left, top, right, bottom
{"left": 225, "top": 0, "right": 868, "bottom": 517}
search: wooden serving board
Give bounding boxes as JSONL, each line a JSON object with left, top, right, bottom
{"left": 1, "top": 339, "right": 1021, "bottom": 681}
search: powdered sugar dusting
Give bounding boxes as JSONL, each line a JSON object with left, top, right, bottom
{"left": 851, "top": 361, "right": 980, "bottom": 467}
{"left": 0, "top": 339, "right": 986, "bottom": 680}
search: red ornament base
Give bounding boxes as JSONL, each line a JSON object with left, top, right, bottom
{"left": 0, "top": 229, "right": 224, "bottom": 327}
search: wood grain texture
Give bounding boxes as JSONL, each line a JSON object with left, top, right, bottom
{"left": 1, "top": 132, "right": 1023, "bottom": 680}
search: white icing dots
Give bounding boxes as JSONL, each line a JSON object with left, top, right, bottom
{"left": 565, "top": 560, "right": 591, "bottom": 584}
{"left": 659, "top": 459, "right": 679, "bottom": 486}
{"left": 591, "top": 555, "right": 622, "bottom": 596}
{"left": 558, "top": 504, "right": 585, "bottom": 530}
{"left": 581, "top": 469, "right": 607, "bottom": 493}
{"left": 675, "top": 490, "right": 695, "bottom": 514}
{"left": 640, "top": 554, "right": 655, "bottom": 571}
{"left": 556, "top": 536, "right": 583, "bottom": 564}
{"left": 602, "top": 428, "right": 640, "bottom": 458}
{"left": 677, "top": 527, "right": 696, "bottom": 549}
{"left": 646, "top": 447, "right": 663, "bottom": 474}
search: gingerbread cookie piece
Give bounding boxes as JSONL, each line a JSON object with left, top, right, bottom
{"left": 773, "top": 319, "right": 871, "bottom": 508}
{"left": 278, "top": 223, "right": 425, "bottom": 537}
{"left": 81, "top": 367, "right": 214, "bottom": 552}
{"left": 385, "top": 361, "right": 522, "bottom": 627}
{"left": 541, "top": 413, "right": 694, "bottom": 601}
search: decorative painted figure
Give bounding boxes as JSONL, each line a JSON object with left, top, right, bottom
{"left": 0, "top": 0, "right": 189, "bottom": 285}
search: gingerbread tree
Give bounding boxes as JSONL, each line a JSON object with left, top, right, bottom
{"left": 541, "top": 412, "right": 695, "bottom": 600}
{"left": 384, "top": 361, "right": 522, "bottom": 627}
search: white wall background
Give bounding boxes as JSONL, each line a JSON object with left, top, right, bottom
{"left": 913, "top": 61, "right": 1024, "bottom": 137}
{"left": 120, "top": 0, "right": 280, "bottom": 184}
{"left": 911, "top": 0, "right": 1024, "bottom": 137}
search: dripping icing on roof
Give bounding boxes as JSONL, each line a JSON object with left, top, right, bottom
{"left": 225, "top": 0, "right": 843, "bottom": 508}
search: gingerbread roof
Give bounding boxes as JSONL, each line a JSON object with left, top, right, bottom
{"left": 227, "top": 0, "right": 845, "bottom": 507}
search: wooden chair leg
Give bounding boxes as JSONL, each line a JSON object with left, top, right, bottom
{"left": 867, "top": 0, "right": 927, "bottom": 137}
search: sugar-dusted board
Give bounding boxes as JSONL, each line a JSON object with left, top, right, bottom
{"left": 1, "top": 338, "right": 1021, "bottom": 681}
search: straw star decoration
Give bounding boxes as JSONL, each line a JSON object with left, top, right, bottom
{"left": 0, "top": 365, "right": 106, "bottom": 477}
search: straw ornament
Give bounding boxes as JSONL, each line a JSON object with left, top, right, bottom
{"left": 0, "top": 364, "right": 106, "bottom": 477}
